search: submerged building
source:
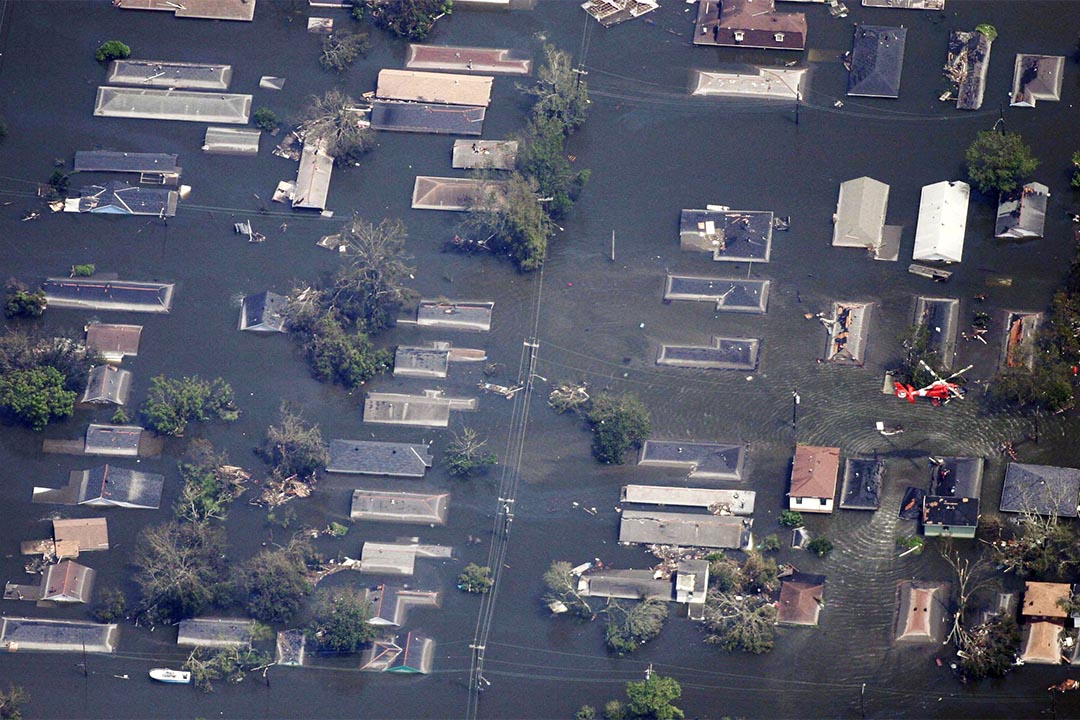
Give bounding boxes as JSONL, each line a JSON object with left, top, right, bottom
{"left": 692, "top": 0, "right": 807, "bottom": 51}
{"left": 913, "top": 181, "right": 970, "bottom": 263}
{"left": 789, "top": 445, "right": 840, "bottom": 514}
{"left": 847, "top": 25, "right": 907, "bottom": 98}
{"left": 995, "top": 182, "right": 1049, "bottom": 239}
{"left": 638, "top": 440, "right": 746, "bottom": 481}
{"left": 1011, "top": 54, "right": 1065, "bottom": 107}
{"left": 680, "top": 207, "right": 774, "bottom": 262}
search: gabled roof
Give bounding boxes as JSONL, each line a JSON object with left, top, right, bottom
{"left": 41, "top": 560, "right": 95, "bottom": 603}
{"left": 293, "top": 144, "right": 333, "bottom": 211}
{"left": 406, "top": 44, "right": 532, "bottom": 75}
{"left": 52, "top": 518, "right": 109, "bottom": 552}
{"left": 1000, "top": 463, "right": 1080, "bottom": 517}
{"left": 620, "top": 485, "right": 755, "bottom": 515}
{"left": 790, "top": 446, "right": 840, "bottom": 500}
{"left": 913, "top": 181, "right": 969, "bottom": 263}
{"left": 81, "top": 365, "right": 132, "bottom": 405}
{"left": 394, "top": 345, "right": 451, "bottom": 378}
{"left": 452, "top": 140, "right": 519, "bottom": 170}
{"left": 411, "top": 176, "right": 507, "bottom": 212}
{"left": 239, "top": 291, "right": 288, "bottom": 333}
{"left": 847, "top": 25, "right": 907, "bottom": 98}
{"left": 327, "top": 440, "right": 433, "bottom": 478}
{"left": 996, "top": 182, "right": 1049, "bottom": 239}
{"left": 1020, "top": 621, "right": 1064, "bottom": 664}
{"left": 833, "top": 177, "right": 889, "bottom": 249}
{"left": 79, "top": 465, "right": 163, "bottom": 509}
{"left": 692, "top": 0, "right": 807, "bottom": 51}
{"left": 1023, "top": 581, "right": 1071, "bottom": 618}
{"left": 68, "top": 181, "right": 178, "bottom": 217}
{"left": 777, "top": 573, "right": 826, "bottom": 626}
{"left": 105, "top": 60, "right": 231, "bottom": 90}
{"left": 0, "top": 617, "right": 118, "bottom": 653}
{"left": 386, "top": 632, "right": 434, "bottom": 673}
{"left": 94, "top": 86, "right": 252, "bottom": 124}
{"left": 894, "top": 580, "right": 950, "bottom": 643}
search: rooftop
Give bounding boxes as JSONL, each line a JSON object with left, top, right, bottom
{"left": 914, "top": 298, "right": 959, "bottom": 370}
{"left": 105, "top": 60, "right": 232, "bottom": 90}
{"left": 847, "top": 25, "right": 907, "bottom": 98}
{"left": 177, "top": 618, "right": 255, "bottom": 647}
{"left": 0, "top": 617, "right": 117, "bottom": 653}
{"left": 620, "top": 485, "right": 755, "bottom": 515}
{"left": 85, "top": 323, "right": 142, "bottom": 361}
{"left": 33, "top": 465, "right": 164, "bottom": 509}
{"left": 113, "top": 0, "right": 256, "bottom": 21}
{"left": 364, "top": 390, "right": 476, "bottom": 427}
{"left": 203, "top": 126, "right": 260, "bottom": 155}
{"left": 894, "top": 580, "right": 950, "bottom": 643}
{"left": 350, "top": 489, "right": 450, "bottom": 525}
{"left": 913, "top": 181, "right": 970, "bottom": 264}
{"left": 657, "top": 336, "right": 760, "bottom": 371}
{"left": 52, "top": 518, "right": 109, "bottom": 553}
{"left": 452, "top": 140, "right": 519, "bottom": 170}
{"left": 579, "top": 570, "right": 673, "bottom": 601}
{"left": 790, "top": 446, "right": 841, "bottom": 500}
{"left": 74, "top": 150, "right": 181, "bottom": 175}
{"left": 777, "top": 573, "right": 826, "bottom": 626}
{"left": 293, "top": 144, "right": 333, "bottom": 211}
{"left": 94, "top": 86, "right": 252, "bottom": 124}
{"left": 377, "top": 69, "right": 494, "bottom": 107}
{"left": 1023, "top": 582, "right": 1071, "bottom": 618}
{"left": 1020, "top": 621, "right": 1065, "bottom": 664}
{"left": 582, "top": 0, "right": 659, "bottom": 27}
{"left": 692, "top": 0, "right": 807, "bottom": 51}
{"left": 84, "top": 424, "right": 143, "bottom": 457}
{"left": 825, "top": 301, "right": 872, "bottom": 365}
{"left": 394, "top": 345, "right": 451, "bottom": 378}
{"left": 638, "top": 440, "right": 746, "bottom": 480}
{"left": 81, "top": 365, "right": 132, "bottom": 406}
{"left": 996, "top": 182, "right": 1049, "bottom": 239}
{"left": 406, "top": 44, "right": 532, "bottom": 75}
{"left": 359, "top": 541, "right": 453, "bottom": 576}
{"left": 326, "top": 439, "right": 434, "bottom": 478}
{"left": 276, "top": 630, "right": 306, "bottom": 667}
{"left": 412, "top": 176, "right": 507, "bottom": 212}
{"left": 839, "top": 457, "right": 885, "bottom": 510}
{"left": 239, "top": 291, "right": 288, "bottom": 333}
{"left": 370, "top": 100, "right": 486, "bottom": 136}
{"left": 387, "top": 632, "right": 435, "bottom": 674}
{"left": 619, "top": 510, "right": 752, "bottom": 549}
{"left": 832, "top": 177, "right": 889, "bottom": 250}
{"left": 680, "top": 208, "right": 774, "bottom": 262}
{"left": 67, "top": 181, "right": 178, "bottom": 217}
{"left": 691, "top": 68, "right": 805, "bottom": 100}
{"left": 928, "top": 456, "right": 983, "bottom": 498}
{"left": 1011, "top": 54, "right": 1065, "bottom": 107}
{"left": 1000, "top": 463, "right": 1080, "bottom": 517}
{"left": 417, "top": 300, "right": 494, "bottom": 331}
{"left": 41, "top": 560, "right": 96, "bottom": 603}
{"left": 664, "top": 276, "right": 770, "bottom": 314}
{"left": 368, "top": 585, "right": 441, "bottom": 627}
{"left": 922, "top": 496, "right": 980, "bottom": 529}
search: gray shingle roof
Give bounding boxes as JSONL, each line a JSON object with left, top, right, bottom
{"left": 327, "top": 440, "right": 433, "bottom": 478}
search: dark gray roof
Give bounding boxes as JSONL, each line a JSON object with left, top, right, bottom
{"left": 1000, "top": 463, "right": 1080, "bottom": 517}
{"left": 74, "top": 151, "right": 180, "bottom": 174}
{"left": 580, "top": 570, "right": 673, "bottom": 601}
{"left": 657, "top": 337, "right": 760, "bottom": 371}
{"left": 75, "top": 181, "right": 178, "bottom": 216}
{"left": 239, "top": 291, "right": 288, "bottom": 333}
{"left": 387, "top": 632, "right": 434, "bottom": 674}
{"left": 327, "top": 439, "right": 433, "bottom": 478}
{"left": 664, "top": 276, "right": 770, "bottom": 314}
{"left": 81, "top": 365, "right": 132, "bottom": 405}
{"left": 0, "top": 617, "right": 117, "bottom": 653}
{"left": 847, "top": 25, "right": 907, "bottom": 98}
{"left": 840, "top": 457, "right": 885, "bottom": 510}
{"left": 43, "top": 278, "right": 174, "bottom": 313}
{"left": 923, "top": 496, "right": 980, "bottom": 528}
{"left": 679, "top": 209, "right": 773, "bottom": 262}
{"left": 84, "top": 424, "right": 143, "bottom": 456}
{"left": 996, "top": 182, "right": 1049, "bottom": 239}
{"left": 370, "top": 101, "right": 485, "bottom": 135}
{"left": 619, "top": 510, "right": 751, "bottom": 549}
{"left": 177, "top": 618, "right": 254, "bottom": 647}
{"left": 394, "top": 346, "right": 451, "bottom": 378}
{"left": 928, "top": 456, "right": 983, "bottom": 499}
{"left": 638, "top": 440, "right": 746, "bottom": 480}
{"left": 78, "top": 464, "right": 164, "bottom": 509}
{"left": 914, "top": 297, "right": 959, "bottom": 370}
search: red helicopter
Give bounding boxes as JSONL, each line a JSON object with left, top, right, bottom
{"left": 894, "top": 362, "right": 972, "bottom": 405}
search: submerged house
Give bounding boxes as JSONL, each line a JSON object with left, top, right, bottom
{"left": 620, "top": 485, "right": 755, "bottom": 515}
{"left": 1011, "top": 54, "right": 1065, "bottom": 107}
{"left": 394, "top": 344, "right": 451, "bottom": 378}
{"left": 1000, "top": 463, "right": 1080, "bottom": 518}
{"left": 44, "top": 278, "right": 174, "bottom": 314}
{"left": 370, "top": 100, "right": 486, "bottom": 135}
{"left": 894, "top": 580, "right": 950, "bottom": 643}
{"left": 73, "top": 150, "right": 182, "bottom": 184}
{"left": 65, "top": 181, "right": 178, "bottom": 217}
{"left": 105, "top": 60, "right": 231, "bottom": 91}
{"left": 41, "top": 560, "right": 96, "bottom": 603}
{"left": 839, "top": 457, "right": 885, "bottom": 511}
{"left": 582, "top": 0, "right": 659, "bottom": 27}
{"left": 326, "top": 439, "right": 433, "bottom": 478}
{"left": 825, "top": 302, "right": 871, "bottom": 365}
{"left": 362, "top": 632, "right": 435, "bottom": 674}
{"left": 85, "top": 323, "right": 142, "bottom": 363}
{"left": 914, "top": 297, "right": 959, "bottom": 370}
{"left": 947, "top": 28, "right": 993, "bottom": 111}
{"left": 203, "top": 126, "right": 261, "bottom": 155}
{"left": 922, "top": 456, "right": 983, "bottom": 539}
{"left": 691, "top": 68, "right": 805, "bottom": 101}
{"left": 81, "top": 365, "right": 132, "bottom": 406}
{"left": 0, "top": 617, "right": 118, "bottom": 653}
{"left": 638, "top": 440, "right": 746, "bottom": 481}
{"left": 416, "top": 300, "right": 494, "bottom": 332}
{"left": 177, "top": 618, "right": 254, "bottom": 648}
{"left": 52, "top": 518, "right": 110, "bottom": 553}
{"left": 663, "top": 276, "right": 771, "bottom": 314}
{"left": 113, "top": 0, "right": 256, "bottom": 22}
{"left": 847, "top": 25, "right": 907, "bottom": 98}
{"left": 579, "top": 559, "right": 710, "bottom": 620}
{"left": 359, "top": 541, "right": 453, "bottom": 576}
{"left": 33, "top": 465, "right": 165, "bottom": 510}
{"left": 363, "top": 390, "right": 476, "bottom": 428}
{"left": 619, "top": 510, "right": 752, "bottom": 550}
{"left": 350, "top": 489, "right": 450, "bottom": 525}
{"left": 995, "top": 182, "right": 1049, "bottom": 239}
{"left": 377, "top": 69, "right": 494, "bottom": 108}
{"left": 657, "top": 336, "right": 760, "bottom": 371}
{"left": 239, "top": 291, "right": 288, "bottom": 333}
{"left": 1001, "top": 310, "right": 1041, "bottom": 370}
{"left": 367, "top": 585, "right": 441, "bottom": 627}
{"left": 452, "top": 140, "right": 519, "bottom": 170}
{"left": 94, "top": 86, "right": 252, "bottom": 124}
{"left": 292, "top": 144, "right": 333, "bottom": 211}
{"left": 831, "top": 177, "right": 901, "bottom": 260}
{"left": 776, "top": 573, "right": 826, "bottom": 626}
{"left": 84, "top": 424, "right": 144, "bottom": 457}
{"left": 680, "top": 208, "right": 774, "bottom": 262}
{"left": 692, "top": 0, "right": 807, "bottom": 51}
{"left": 789, "top": 445, "right": 840, "bottom": 514}
{"left": 912, "top": 181, "right": 969, "bottom": 263}
{"left": 405, "top": 44, "right": 532, "bottom": 75}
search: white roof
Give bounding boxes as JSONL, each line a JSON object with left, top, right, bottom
{"left": 832, "top": 176, "right": 889, "bottom": 249}
{"left": 913, "top": 181, "right": 969, "bottom": 263}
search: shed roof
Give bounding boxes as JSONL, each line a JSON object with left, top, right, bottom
{"left": 790, "top": 446, "right": 840, "bottom": 500}
{"left": 1023, "top": 582, "right": 1071, "bottom": 618}
{"left": 74, "top": 150, "right": 180, "bottom": 174}
{"left": 377, "top": 69, "right": 493, "bottom": 107}
{"left": 370, "top": 100, "right": 486, "bottom": 135}
{"left": 44, "top": 278, "right": 174, "bottom": 313}
{"left": 94, "top": 86, "right": 252, "bottom": 124}
{"left": 638, "top": 440, "right": 746, "bottom": 480}
{"left": 847, "top": 25, "right": 907, "bottom": 98}
{"left": 84, "top": 424, "right": 143, "bottom": 457}
{"left": 894, "top": 580, "right": 950, "bottom": 643}
{"left": 53, "top": 518, "right": 109, "bottom": 552}
{"left": 327, "top": 439, "right": 433, "bottom": 478}
{"left": 913, "top": 181, "right": 969, "bottom": 263}
{"left": 1000, "top": 463, "right": 1080, "bottom": 517}
{"left": 620, "top": 485, "right": 755, "bottom": 515}
{"left": 105, "top": 60, "right": 232, "bottom": 90}
{"left": 777, "top": 573, "right": 826, "bottom": 626}
{"left": 41, "top": 560, "right": 96, "bottom": 603}
{"left": 1011, "top": 55, "right": 1065, "bottom": 107}
{"left": 350, "top": 489, "right": 449, "bottom": 525}
{"left": 85, "top": 323, "right": 142, "bottom": 360}
{"left": 833, "top": 177, "right": 889, "bottom": 249}
{"left": 239, "top": 291, "right": 288, "bottom": 333}
{"left": 619, "top": 510, "right": 751, "bottom": 549}
{"left": 0, "top": 617, "right": 117, "bottom": 653}
{"left": 1021, "top": 621, "right": 1064, "bottom": 664}
{"left": 177, "top": 618, "right": 254, "bottom": 647}
{"left": 996, "top": 182, "right": 1049, "bottom": 239}
{"left": 81, "top": 365, "right": 132, "bottom": 405}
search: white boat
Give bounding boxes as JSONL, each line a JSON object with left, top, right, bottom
{"left": 149, "top": 668, "right": 191, "bottom": 684}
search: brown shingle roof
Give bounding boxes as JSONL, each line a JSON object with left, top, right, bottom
{"left": 790, "top": 446, "right": 841, "bottom": 499}
{"left": 1023, "top": 581, "right": 1070, "bottom": 618}
{"left": 776, "top": 574, "right": 825, "bottom": 626}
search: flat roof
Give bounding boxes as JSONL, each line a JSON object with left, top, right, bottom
{"left": 452, "top": 140, "right": 519, "bottom": 170}
{"left": 106, "top": 60, "right": 232, "bottom": 90}
{"left": 847, "top": 25, "right": 907, "bottom": 98}
{"left": 350, "top": 489, "right": 449, "bottom": 525}
{"left": 203, "top": 126, "right": 260, "bottom": 154}
{"left": 85, "top": 323, "right": 142, "bottom": 360}
{"left": 177, "top": 618, "right": 254, "bottom": 647}
{"left": 664, "top": 276, "right": 770, "bottom": 314}
{"left": 657, "top": 337, "right": 759, "bottom": 371}
{"left": 370, "top": 100, "right": 486, "bottom": 135}
{"left": 691, "top": 68, "right": 804, "bottom": 100}
{"left": 1000, "top": 463, "right": 1080, "bottom": 517}
{"left": 417, "top": 300, "right": 493, "bottom": 331}
{"left": 0, "top": 618, "right": 117, "bottom": 653}
{"left": 620, "top": 485, "right": 755, "bottom": 514}
{"left": 406, "top": 44, "right": 532, "bottom": 75}
{"left": 327, "top": 439, "right": 433, "bottom": 477}
{"left": 638, "top": 440, "right": 746, "bottom": 480}
{"left": 293, "top": 144, "right": 333, "bottom": 210}
{"left": 826, "top": 301, "right": 871, "bottom": 365}
{"left": 790, "top": 445, "right": 841, "bottom": 500}
{"left": 840, "top": 457, "right": 885, "bottom": 510}
{"left": 679, "top": 208, "right": 773, "bottom": 262}
{"left": 377, "top": 69, "right": 493, "bottom": 107}
{"left": 114, "top": 0, "right": 256, "bottom": 21}
{"left": 412, "top": 176, "right": 506, "bottom": 211}
{"left": 619, "top": 510, "right": 751, "bottom": 549}
{"left": 44, "top": 279, "right": 174, "bottom": 314}
{"left": 94, "top": 86, "right": 252, "bottom": 124}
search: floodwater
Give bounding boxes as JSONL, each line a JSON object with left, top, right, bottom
{"left": 3, "top": 0, "right": 1080, "bottom": 717}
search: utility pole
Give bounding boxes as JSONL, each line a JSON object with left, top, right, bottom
{"left": 860, "top": 683, "right": 866, "bottom": 719}
{"left": 795, "top": 93, "right": 800, "bottom": 125}
{"left": 611, "top": 229, "right": 615, "bottom": 262}
{"left": 792, "top": 389, "right": 800, "bottom": 431}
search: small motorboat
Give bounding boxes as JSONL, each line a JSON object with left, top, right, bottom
{"left": 149, "top": 668, "right": 191, "bottom": 684}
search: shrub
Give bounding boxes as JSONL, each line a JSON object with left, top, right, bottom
{"left": 140, "top": 375, "right": 239, "bottom": 436}
{"left": 807, "top": 538, "right": 834, "bottom": 558}
{"left": 0, "top": 366, "right": 76, "bottom": 430}
{"left": 965, "top": 129, "right": 1039, "bottom": 195}
{"left": 91, "top": 587, "right": 126, "bottom": 623}
{"left": 252, "top": 107, "right": 278, "bottom": 132}
{"left": 778, "top": 510, "right": 803, "bottom": 528}
{"left": 458, "top": 563, "right": 494, "bottom": 594}
{"left": 71, "top": 264, "right": 95, "bottom": 277}
{"left": 759, "top": 534, "right": 781, "bottom": 553}
{"left": 95, "top": 41, "right": 131, "bottom": 62}
{"left": 3, "top": 288, "right": 46, "bottom": 318}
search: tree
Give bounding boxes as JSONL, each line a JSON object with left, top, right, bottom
{"left": 259, "top": 404, "right": 328, "bottom": 481}
{"left": 0, "top": 685, "right": 27, "bottom": 720}
{"left": 309, "top": 587, "right": 376, "bottom": 653}
{"left": 175, "top": 441, "right": 248, "bottom": 523}
{"left": 351, "top": 0, "right": 452, "bottom": 41}
{"left": 71, "top": 264, "right": 95, "bottom": 277}
{"left": 519, "top": 45, "right": 590, "bottom": 134}
{"left": 806, "top": 537, "right": 834, "bottom": 558}
{"left": 603, "top": 701, "right": 627, "bottom": 720}
{"left": 778, "top": 510, "right": 803, "bottom": 528}
{"left": 587, "top": 393, "right": 651, "bottom": 464}
{"left": 327, "top": 216, "right": 414, "bottom": 332}
{"left": 239, "top": 538, "right": 314, "bottom": 624}
{"left": 95, "top": 40, "right": 130, "bottom": 62}
{"left": 0, "top": 366, "right": 75, "bottom": 430}
{"left": 759, "top": 534, "right": 781, "bottom": 553}
{"left": 321, "top": 31, "right": 369, "bottom": 71}
{"left": 252, "top": 107, "right": 278, "bottom": 132}
{"left": 445, "top": 427, "right": 497, "bottom": 478}
{"left": 543, "top": 560, "right": 595, "bottom": 618}
{"left": 625, "top": 674, "right": 684, "bottom": 720}
{"left": 958, "top": 615, "right": 1021, "bottom": 680}
{"left": 141, "top": 374, "right": 239, "bottom": 436}
{"left": 1072, "top": 150, "right": 1080, "bottom": 189}
{"left": 896, "top": 324, "right": 940, "bottom": 389}
{"left": 458, "top": 563, "right": 494, "bottom": 593}
{"left": 576, "top": 707, "right": 597, "bottom": 720}
{"left": 184, "top": 646, "right": 272, "bottom": 692}
{"left": 940, "top": 542, "right": 997, "bottom": 653}
{"left": 965, "top": 129, "right": 1039, "bottom": 195}
{"left": 604, "top": 599, "right": 668, "bottom": 654}
{"left": 299, "top": 90, "right": 375, "bottom": 165}
{"left": 302, "top": 317, "right": 391, "bottom": 388}
{"left": 516, "top": 114, "right": 591, "bottom": 220}
{"left": 3, "top": 285, "right": 46, "bottom": 318}
{"left": 461, "top": 172, "right": 551, "bottom": 271}
{"left": 132, "top": 521, "right": 229, "bottom": 624}
{"left": 90, "top": 587, "right": 126, "bottom": 624}
{"left": 702, "top": 590, "right": 776, "bottom": 654}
